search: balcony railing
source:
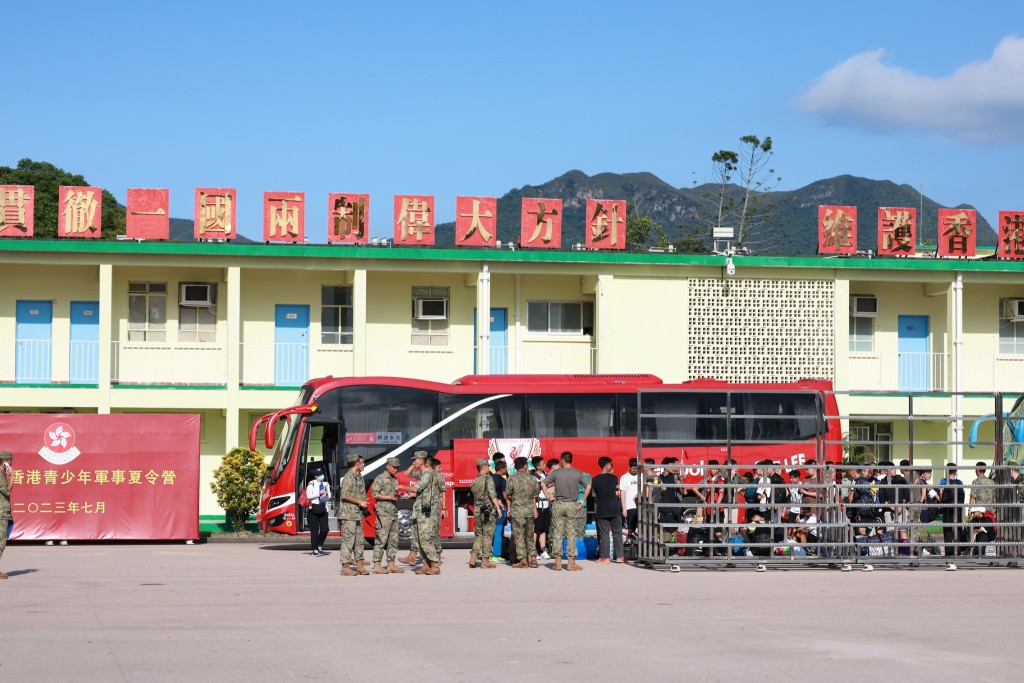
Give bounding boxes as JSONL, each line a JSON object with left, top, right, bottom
{"left": 112, "top": 342, "right": 229, "bottom": 385}
{"left": 0, "top": 339, "right": 101, "bottom": 385}
{"left": 848, "top": 352, "right": 950, "bottom": 392}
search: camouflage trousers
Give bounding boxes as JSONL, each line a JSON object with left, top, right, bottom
{"left": 510, "top": 511, "right": 536, "bottom": 560}
{"left": 433, "top": 506, "right": 442, "bottom": 554}
{"left": 413, "top": 509, "right": 439, "bottom": 562}
{"left": 575, "top": 502, "right": 587, "bottom": 538}
{"left": 550, "top": 501, "right": 581, "bottom": 559}
{"left": 0, "top": 509, "right": 10, "bottom": 560}
{"left": 472, "top": 508, "right": 496, "bottom": 557}
{"left": 373, "top": 508, "right": 400, "bottom": 563}
{"left": 339, "top": 518, "right": 363, "bottom": 565}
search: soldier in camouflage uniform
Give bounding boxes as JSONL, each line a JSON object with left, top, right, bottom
{"left": 404, "top": 451, "right": 441, "bottom": 574}
{"left": 431, "top": 457, "right": 446, "bottom": 564}
{"left": 469, "top": 459, "right": 502, "bottom": 568}
{"left": 0, "top": 451, "right": 13, "bottom": 579}
{"left": 507, "top": 456, "right": 540, "bottom": 568}
{"left": 370, "top": 456, "right": 405, "bottom": 574}
{"left": 338, "top": 453, "right": 369, "bottom": 576}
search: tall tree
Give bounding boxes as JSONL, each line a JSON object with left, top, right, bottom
{"left": 0, "top": 158, "right": 125, "bottom": 239}
{"left": 625, "top": 199, "right": 668, "bottom": 252}
{"left": 733, "top": 135, "right": 781, "bottom": 248}
{"left": 691, "top": 135, "right": 785, "bottom": 252}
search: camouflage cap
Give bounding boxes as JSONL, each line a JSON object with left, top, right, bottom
{"left": 386, "top": 456, "right": 400, "bottom": 468}
{"left": 413, "top": 450, "right": 429, "bottom": 461}
{"left": 346, "top": 453, "right": 361, "bottom": 465}
{"left": 0, "top": 450, "right": 12, "bottom": 461}
{"left": 475, "top": 459, "right": 489, "bottom": 468}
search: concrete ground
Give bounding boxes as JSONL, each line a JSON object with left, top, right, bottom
{"left": 2, "top": 541, "right": 1021, "bottom": 682}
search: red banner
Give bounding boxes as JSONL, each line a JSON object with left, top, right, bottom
{"left": 997, "top": 211, "right": 1024, "bottom": 259}
{"left": 58, "top": 186, "right": 103, "bottom": 238}
{"left": 194, "top": 187, "right": 237, "bottom": 239}
{"left": 455, "top": 196, "right": 497, "bottom": 246}
{"left": 521, "top": 197, "right": 563, "bottom": 248}
{"left": 937, "top": 208, "right": 976, "bottom": 257}
{"left": 818, "top": 205, "right": 856, "bottom": 254}
{"left": 585, "top": 199, "right": 626, "bottom": 250}
{"left": 877, "top": 207, "right": 916, "bottom": 256}
{"left": 0, "top": 185, "right": 34, "bottom": 237}
{"left": 394, "top": 195, "right": 435, "bottom": 245}
{"left": 126, "top": 188, "right": 170, "bottom": 240}
{"left": 0, "top": 414, "right": 200, "bottom": 541}
{"left": 263, "top": 191, "right": 306, "bottom": 242}
{"left": 328, "top": 193, "right": 370, "bottom": 243}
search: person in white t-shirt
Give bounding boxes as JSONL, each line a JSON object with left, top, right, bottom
{"left": 619, "top": 458, "right": 640, "bottom": 541}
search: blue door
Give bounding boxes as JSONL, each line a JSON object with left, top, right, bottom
{"left": 16, "top": 300, "right": 52, "bottom": 383}
{"left": 898, "top": 315, "right": 930, "bottom": 392}
{"left": 70, "top": 301, "right": 99, "bottom": 384}
{"left": 474, "top": 308, "right": 508, "bottom": 374}
{"left": 274, "top": 304, "right": 309, "bottom": 386}
{"left": 489, "top": 308, "right": 508, "bottom": 374}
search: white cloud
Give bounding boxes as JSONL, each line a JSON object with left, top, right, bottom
{"left": 797, "top": 36, "right": 1024, "bottom": 143}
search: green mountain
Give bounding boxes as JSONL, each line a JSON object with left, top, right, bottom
{"left": 435, "top": 170, "right": 997, "bottom": 254}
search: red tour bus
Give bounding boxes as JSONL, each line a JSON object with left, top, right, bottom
{"left": 251, "top": 374, "right": 841, "bottom": 538}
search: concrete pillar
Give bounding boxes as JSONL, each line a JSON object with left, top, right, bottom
{"left": 98, "top": 263, "right": 112, "bottom": 414}
{"left": 225, "top": 266, "right": 241, "bottom": 453}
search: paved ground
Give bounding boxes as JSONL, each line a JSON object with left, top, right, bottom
{"left": 2, "top": 541, "right": 1021, "bottom": 682}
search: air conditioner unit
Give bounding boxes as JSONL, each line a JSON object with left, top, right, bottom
{"left": 1004, "top": 299, "right": 1024, "bottom": 321}
{"left": 179, "top": 283, "right": 214, "bottom": 307}
{"left": 415, "top": 298, "right": 447, "bottom": 320}
{"left": 850, "top": 295, "right": 878, "bottom": 317}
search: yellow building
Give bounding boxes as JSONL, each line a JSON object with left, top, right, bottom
{"left": 1, "top": 240, "right": 1021, "bottom": 529}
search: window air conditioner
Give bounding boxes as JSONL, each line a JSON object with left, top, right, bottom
{"left": 850, "top": 295, "right": 878, "bottom": 317}
{"left": 415, "top": 298, "right": 447, "bottom": 320}
{"left": 1004, "top": 299, "right": 1024, "bottom": 321}
{"left": 179, "top": 283, "right": 214, "bottom": 307}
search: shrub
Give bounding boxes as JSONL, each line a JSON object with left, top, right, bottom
{"left": 210, "top": 447, "right": 269, "bottom": 532}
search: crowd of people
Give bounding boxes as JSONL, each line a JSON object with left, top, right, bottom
{"left": 302, "top": 450, "right": 1024, "bottom": 575}
{"left": 644, "top": 456, "right": 1024, "bottom": 561}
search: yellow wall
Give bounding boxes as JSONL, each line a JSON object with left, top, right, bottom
{"left": 0, "top": 264, "right": 98, "bottom": 383}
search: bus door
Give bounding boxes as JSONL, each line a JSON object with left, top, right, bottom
{"left": 297, "top": 420, "right": 343, "bottom": 532}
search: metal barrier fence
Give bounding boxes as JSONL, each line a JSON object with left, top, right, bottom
{"left": 636, "top": 463, "right": 1024, "bottom": 570}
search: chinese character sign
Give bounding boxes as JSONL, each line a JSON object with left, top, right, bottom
{"left": 455, "top": 196, "right": 497, "bottom": 246}
{"left": 394, "top": 195, "right": 435, "bottom": 245}
{"left": 0, "top": 414, "right": 200, "bottom": 541}
{"left": 937, "top": 208, "right": 976, "bottom": 257}
{"left": 877, "top": 207, "right": 916, "bottom": 256}
{"left": 58, "top": 186, "right": 103, "bottom": 238}
{"left": 126, "top": 188, "right": 170, "bottom": 240}
{"left": 818, "top": 205, "right": 857, "bottom": 255}
{"left": 263, "top": 192, "right": 305, "bottom": 243}
{"left": 998, "top": 211, "right": 1024, "bottom": 260}
{"left": 586, "top": 199, "right": 626, "bottom": 250}
{"left": 0, "top": 185, "right": 34, "bottom": 237}
{"left": 328, "top": 193, "right": 370, "bottom": 243}
{"left": 194, "top": 188, "right": 237, "bottom": 239}
{"left": 521, "top": 197, "right": 563, "bottom": 248}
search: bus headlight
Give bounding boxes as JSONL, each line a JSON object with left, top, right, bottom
{"left": 267, "top": 496, "right": 290, "bottom": 511}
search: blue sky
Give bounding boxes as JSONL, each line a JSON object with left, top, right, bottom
{"left": 5, "top": 1, "right": 1023, "bottom": 240}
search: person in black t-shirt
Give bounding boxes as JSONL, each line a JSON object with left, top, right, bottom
{"left": 591, "top": 457, "right": 623, "bottom": 563}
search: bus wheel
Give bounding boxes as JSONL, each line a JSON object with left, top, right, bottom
{"left": 397, "top": 509, "right": 414, "bottom": 541}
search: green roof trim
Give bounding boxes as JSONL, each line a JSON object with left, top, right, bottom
{"left": 3, "top": 238, "right": 1024, "bottom": 272}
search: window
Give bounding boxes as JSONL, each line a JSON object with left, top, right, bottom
{"left": 128, "top": 282, "right": 166, "bottom": 341}
{"left": 321, "top": 285, "right": 353, "bottom": 344}
{"left": 440, "top": 395, "right": 524, "bottom": 443}
{"left": 849, "top": 316, "right": 874, "bottom": 352}
{"left": 527, "top": 301, "right": 594, "bottom": 335}
{"left": 526, "top": 394, "right": 614, "bottom": 438}
{"left": 848, "top": 421, "right": 892, "bottom": 461}
{"left": 999, "top": 298, "right": 1024, "bottom": 354}
{"left": 178, "top": 283, "right": 217, "bottom": 343}
{"left": 412, "top": 286, "right": 449, "bottom": 346}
